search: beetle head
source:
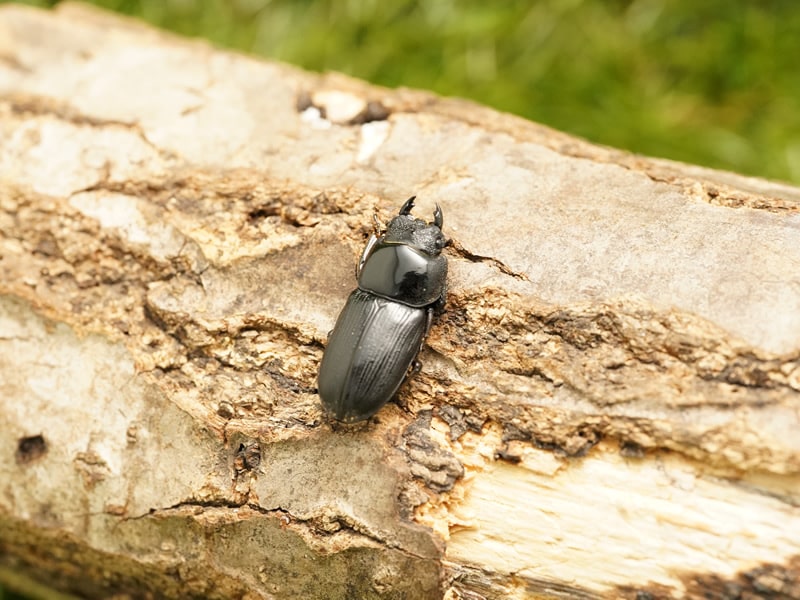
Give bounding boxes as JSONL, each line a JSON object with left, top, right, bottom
{"left": 383, "top": 196, "right": 446, "bottom": 256}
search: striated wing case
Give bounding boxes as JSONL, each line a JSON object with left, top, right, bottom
{"left": 318, "top": 289, "right": 427, "bottom": 421}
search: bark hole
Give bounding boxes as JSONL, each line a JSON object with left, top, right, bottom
{"left": 15, "top": 434, "right": 47, "bottom": 465}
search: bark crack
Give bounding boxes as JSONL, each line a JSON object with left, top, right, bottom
{"left": 1, "top": 93, "right": 179, "bottom": 161}
{"left": 448, "top": 238, "right": 529, "bottom": 280}
{"left": 126, "top": 501, "right": 432, "bottom": 561}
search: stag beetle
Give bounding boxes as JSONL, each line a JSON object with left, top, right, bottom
{"left": 317, "top": 197, "right": 447, "bottom": 422}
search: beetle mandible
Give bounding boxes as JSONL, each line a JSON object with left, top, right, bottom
{"left": 317, "top": 196, "right": 448, "bottom": 422}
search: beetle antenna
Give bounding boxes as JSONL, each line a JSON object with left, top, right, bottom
{"left": 399, "top": 196, "right": 416, "bottom": 215}
{"left": 433, "top": 203, "right": 443, "bottom": 228}
{"left": 372, "top": 213, "right": 382, "bottom": 234}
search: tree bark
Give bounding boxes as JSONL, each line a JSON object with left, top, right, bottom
{"left": 1, "top": 3, "right": 800, "bottom": 599}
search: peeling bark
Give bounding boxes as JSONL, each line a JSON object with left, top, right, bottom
{"left": 1, "top": 3, "right": 800, "bottom": 600}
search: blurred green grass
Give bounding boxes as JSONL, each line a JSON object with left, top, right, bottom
{"left": 8, "top": 0, "right": 800, "bottom": 184}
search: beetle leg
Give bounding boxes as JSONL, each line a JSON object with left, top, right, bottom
{"left": 434, "top": 281, "right": 447, "bottom": 316}
{"left": 417, "top": 307, "right": 435, "bottom": 361}
{"left": 423, "top": 306, "right": 435, "bottom": 339}
{"left": 356, "top": 233, "right": 379, "bottom": 278}
{"left": 399, "top": 195, "right": 416, "bottom": 215}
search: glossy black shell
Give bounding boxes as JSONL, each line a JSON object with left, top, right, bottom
{"left": 317, "top": 289, "right": 429, "bottom": 422}
{"left": 317, "top": 199, "right": 447, "bottom": 422}
{"left": 358, "top": 244, "right": 447, "bottom": 307}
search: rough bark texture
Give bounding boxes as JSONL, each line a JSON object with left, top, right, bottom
{"left": 1, "top": 3, "right": 800, "bottom": 600}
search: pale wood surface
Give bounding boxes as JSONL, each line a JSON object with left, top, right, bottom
{"left": 1, "top": 3, "right": 799, "bottom": 599}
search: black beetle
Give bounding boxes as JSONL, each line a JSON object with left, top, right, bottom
{"left": 317, "top": 196, "right": 447, "bottom": 422}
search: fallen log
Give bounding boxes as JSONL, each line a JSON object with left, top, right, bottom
{"left": 1, "top": 3, "right": 799, "bottom": 599}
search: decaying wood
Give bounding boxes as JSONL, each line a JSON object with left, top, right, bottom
{"left": 1, "top": 3, "right": 800, "bottom": 599}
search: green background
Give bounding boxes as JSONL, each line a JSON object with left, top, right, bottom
{"left": 8, "top": 0, "right": 800, "bottom": 185}
{"left": 1, "top": 0, "right": 798, "bottom": 598}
